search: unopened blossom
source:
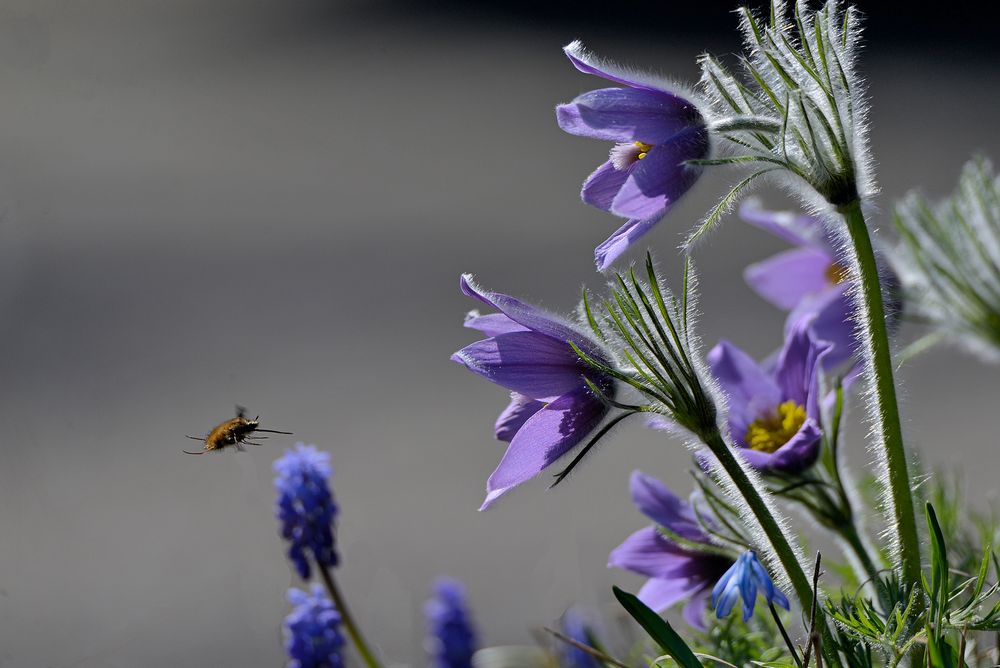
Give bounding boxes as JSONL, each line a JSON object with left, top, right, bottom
{"left": 452, "top": 275, "right": 615, "bottom": 509}
{"left": 707, "top": 325, "right": 831, "bottom": 473}
{"left": 556, "top": 41, "right": 710, "bottom": 270}
{"left": 274, "top": 444, "right": 338, "bottom": 579}
{"left": 283, "top": 584, "right": 345, "bottom": 668}
{"left": 609, "top": 471, "right": 733, "bottom": 629}
{"left": 425, "top": 578, "right": 477, "bottom": 668}
{"left": 711, "top": 551, "right": 789, "bottom": 621}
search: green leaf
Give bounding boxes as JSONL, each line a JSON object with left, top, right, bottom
{"left": 926, "top": 502, "right": 949, "bottom": 617}
{"left": 612, "top": 586, "right": 703, "bottom": 668}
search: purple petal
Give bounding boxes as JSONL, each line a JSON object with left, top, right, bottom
{"left": 563, "top": 41, "right": 676, "bottom": 94}
{"left": 582, "top": 161, "right": 629, "bottom": 212}
{"left": 480, "top": 389, "right": 607, "bottom": 509}
{"left": 607, "top": 527, "right": 693, "bottom": 579}
{"left": 636, "top": 577, "right": 702, "bottom": 614}
{"left": 739, "top": 199, "right": 824, "bottom": 249}
{"left": 629, "top": 471, "right": 708, "bottom": 542}
{"left": 787, "top": 284, "right": 856, "bottom": 371}
{"left": 707, "top": 341, "right": 781, "bottom": 440}
{"left": 594, "top": 217, "right": 660, "bottom": 272}
{"left": 494, "top": 393, "right": 545, "bottom": 442}
{"left": 556, "top": 87, "right": 703, "bottom": 144}
{"left": 682, "top": 586, "right": 712, "bottom": 630}
{"left": 460, "top": 275, "right": 605, "bottom": 361}
{"left": 773, "top": 324, "right": 831, "bottom": 410}
{"left": 463, "top": 311, "right": 527, "bottom": 337}
{"left": 609, "top": 129, "right": 708, "bottom": 220}
{"left": 744, "top": 247, "right": 836, "bottom": 310}
{"left": 451, "top": 331, "right": 585, "bottom": 401}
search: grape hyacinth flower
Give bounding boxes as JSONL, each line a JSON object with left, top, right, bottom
{"left": 608, "top": 471, "right": 733, "bottom": 629}
{"left": 556, "top": 41, "right": 710, "bottom": 270}
{"left": 451, "top": 275, "right": 615, "bottom": 509}
{"left": 711, "top": 551, "right": 789, "bottom": 621}
{"left": 284, "top": 584, "right": 346, "bottom": 668}
{"left": 274, "top": 444, "right": 338, "bottom": 579}
{"left": 425, "top": 578, "right": 478, "bottom": 668}
{"left": 707, "top": 325, "right": 831, "bottom": 473}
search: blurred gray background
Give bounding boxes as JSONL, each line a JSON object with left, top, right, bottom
{"left": 0, "top": 0, "right": 997, "bottom": 665}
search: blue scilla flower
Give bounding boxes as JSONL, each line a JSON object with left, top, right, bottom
{"left": 283, "top": 584, "right": 345, "bottom": 668}
{"left": 711, "top": 551, "right": 789, "bottom": 621}
{"left": 274, "top": 443, "right": 338, "bottom": 579}
{"left": 425, "top": 578, "right": 478, "bottom": 668}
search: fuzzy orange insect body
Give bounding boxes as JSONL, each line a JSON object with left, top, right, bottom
{"left": 184, "top": 407, "right": 292, "bottom": 455}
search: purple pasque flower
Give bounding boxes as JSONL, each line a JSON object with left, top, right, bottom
{"left": 284, "top": 584, "right": 345, "bottom": 668}
{"left": 707, "top": 323, "right": 832, "bottom": 474}
{"left": 274, "top": 444, "right": 338, "bottom": 579}
{"left": 739, "top": 199, "right": 857, "bottom": 369}
{"left": 556, "top": 41, "right": 710, "bottom": 271}
{"left": 425, "top": 578, "right": 477, "bottom": 668}
{"left": 608, "top": 471, "right": 733, "bottom": 630}
{"left": 711, "top": 551, "right": 789, "bottom": 621}
{"left": 452, "top": 275, "right": 615, "bottom": 510}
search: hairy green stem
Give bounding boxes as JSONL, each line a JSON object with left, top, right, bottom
{"left": 839, "top": 200, "right": 922, "bottom": 589}
{"left": 318, "top": 564, "right": 382, "bottom": 668}
{"left": 703, "top": 431, "right": 815, "bottom": 611}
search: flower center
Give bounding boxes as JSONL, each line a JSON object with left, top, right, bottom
{"left": 745, "top": 400, "right": 806, "bottom": 453}
{"left": 825, "top": 261, "right": 849, "bottom": 285}
{"left": 610, "top": 141, "right": 654, "bottom": 171}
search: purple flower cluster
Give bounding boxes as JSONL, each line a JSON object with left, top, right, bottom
{"left": 425, "top": 578, "right": 478, "bottom": 668}
{"left": 451, "top": 275, "right": 615, "bottom": 509}
{"left": 274, "top": 444, "right": 339, "bottom": 579}
{"left": 283, "top": 584, "right": 345, "bottom": 668}
{"left": 609, "top": 471, "right": 732, "bottom": 629}
{"left": 556, "top": 42, "right": 710, "bottom": 270}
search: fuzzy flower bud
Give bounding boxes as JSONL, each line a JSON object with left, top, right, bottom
{"left": 893, "top": 157, "right": 1000, "bottom": 362}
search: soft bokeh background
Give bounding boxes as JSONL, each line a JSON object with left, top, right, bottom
{"left": 1, "top": 1, "right": 997, "bottom": 665}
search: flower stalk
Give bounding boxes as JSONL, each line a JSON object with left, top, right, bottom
{"left": 318, "top": 564, "right": 383, "bottom": 668}
{"left": 839, "top": 199, "right": 922, "bottom": 589}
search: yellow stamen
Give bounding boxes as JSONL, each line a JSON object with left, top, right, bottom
{"left": 825, "top": 262, "right": 849, "bottom": 285}
{"left": 745, "top": 400, "right": 807, "bottom": 453}
{"left": 635, "top": 141, "right": 653, "bottom": 160}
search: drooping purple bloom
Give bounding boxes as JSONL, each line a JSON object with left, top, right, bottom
{"left": 425, "top": 578, "right": 478, "bottom": 668}
{"left": 283, "top": 584, "right": 345, "bottom": 668}
{"left": 707, "top": 324, "right": 832, "bottom": 473}
{"left": 559, "top": 609, "right": 601, "bottom": 668}
{"left": 556, "top": 41, "right": 710, "bottom": 271}
{"left": 274, "top": 444, "right": 338, "bottom": 579}
{"left": 452, "top": 275, "right": 615, "bottom": 509}
{"left": 711, "top": 551, "right": 789, "bottom": 621}
{"left": 608, "top": 471, "right": 733, "bottom": 630}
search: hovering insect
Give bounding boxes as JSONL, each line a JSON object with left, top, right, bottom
{"left": 183, "top": 406, "right": 293, "bottom": 455}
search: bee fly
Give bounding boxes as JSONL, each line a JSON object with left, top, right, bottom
{"left": 183, "top": 406, "right": 293, "bottom": 455}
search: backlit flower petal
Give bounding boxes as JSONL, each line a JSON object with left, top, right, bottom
{"left": 556, "top": 87, "right": 704, "bottom": 144}
{"left": 744, "top": 246, "right": 836, "bottom": 310}
{"left": 480, "top": 389, "right": 607, "bottom": 510}
{"left": 629, "top": 470, "right": 707, "bottom": 542}
{"left": 609, "top": 130, "right": 708, "bottom": 220}
{"left": 582, "top": 160, "right": 629, "bottom": 212}
{"left": 494, "top": 393, "right": 545, "bottom": 443}
{"left": 594, "top": 218, "right": 659, "bottom": 272}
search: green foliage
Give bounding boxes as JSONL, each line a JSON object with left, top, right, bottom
{"left": 613, "top": 586, "right": 704, "bottom": 668}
